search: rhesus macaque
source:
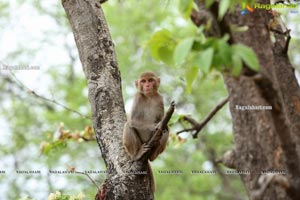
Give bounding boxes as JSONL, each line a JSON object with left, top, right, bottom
{"left": 123, "top": 71, "right": 169, "bottom": 161}
{"left": 122, "top": 71, "right": 169, "bottom": 192}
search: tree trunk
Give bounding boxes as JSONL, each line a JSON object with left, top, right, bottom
{"left": 193, "top": 0, "right": 300, "bottom": 199}
{"left": 62, "top": 0, "right": 153, "bottom": 199}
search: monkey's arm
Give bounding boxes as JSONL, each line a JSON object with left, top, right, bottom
{"left": 133, "top": 143, "right": 152, "bottom": 161}
{"left": 123, "top": 121, "right": 155, "bottom": 161}
{"left": 139, "top": 101, "right": 175, "bottom": 162}
{"left": 133, "top": 128, "right": 169, "bottom": 161}
{"left": 149, "top": 129, "right": 169, "bottom": 161}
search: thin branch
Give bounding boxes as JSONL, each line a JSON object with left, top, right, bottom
{"left": 177, "top": 96, "right": 229, "bottom": 138}
{"left": 194, "top": 96, "right": 229, "bottom": 137}
{"left": 206, "top": 148, "right": 234, "bottom": 196}
{"left": 8, "top": 72, "right": 90, "bottom": 119}
{"left": 176, "top": 127, "right": 197, "bottom": 135}
{"left": 148, "top": 101, "right": 175, "bottom": 145}
{"left": 182, "top": 116, "right": 199, "bottom": 127}
{"left": 215, "top": 149, "right": 236, "bottom": 169}
{"left": 81, "top": 135, "right": 96, "bottom": 141}
{"left": 75, "top": 171, "right": 100, "bottom": 190}
{"left": 139, "top": 101, "right": 176, "bottom": 161}
{"left": 159, "top": 101, "right": 176, "bottom": 129}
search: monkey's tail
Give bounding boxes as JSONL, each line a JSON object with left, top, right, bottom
{"left": 148, "top": 161, "right": 156, "bottom": 193}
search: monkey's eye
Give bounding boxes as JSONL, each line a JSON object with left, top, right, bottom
{"left": 148, "top": 78, "right": 154, "bottom": 82}
{"left": 141, "top": 79, "right": 146, "bottom": 83}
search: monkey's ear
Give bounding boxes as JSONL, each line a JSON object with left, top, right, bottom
{"left": 157, "top": 77, "right": 160, "bottom": 87}
{"left": 135, "top": 80, "right": 138, "bottom": 88}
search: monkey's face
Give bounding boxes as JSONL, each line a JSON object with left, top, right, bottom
{"left": 136, "top": 76, "right": 160, "bottom": 96}
{"left": 140, "top": 77, "right": 156, "bottom": 94}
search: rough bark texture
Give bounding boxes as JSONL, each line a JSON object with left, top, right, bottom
{"left": 193, "top": 0, "right": 300, "bottom": 199}
{"left": 62, "top": 0, "right": 153, "bottom": 199}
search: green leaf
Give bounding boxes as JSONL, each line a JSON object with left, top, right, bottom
{"left": 220, "top": 34, "right": 230, "bottom": 43}
{"left": 185, "top": 65, "right": 198, "bottom": 94}
{"left": 202, "top": 37, "right": 218, "bottom": 49}
{"left": 43, "top": 143, "right": 52, "bottom": 155}
{"left": 192, "top": 1, "right": 200, "bottom": 12}
{"left": 232, "top": 54, "right": 243, "bottom": 76}
{"left": 174, "top": 38, "right": 194, "bottom": 65}
{"left": 218, "top": 0, "right": 230, "bottom": 20}
{"left": 158, "top": 46, "right": 175, "bottom": 65}
{"left": 179, "top": 0, "right": 193, "bottom": 19}
{"left": 232, "top": 44, "right": 260, "bottom": 71}
{"left": 147, "top": 29, "right": 175, "bottom": 62}
{"left": 192, "top": 41, "right": 203, "bottom": 51}
{"left": 205, "top": 0, "right": 215, "bottom": 8}
{"left": 61, "top": 194, "right": 70, "bottom": 200}
{"left": 212, "top": 40, "right": 232, "bottom": 68}
{"left": 194, "top": 48, "right": 214, "bottom": 73}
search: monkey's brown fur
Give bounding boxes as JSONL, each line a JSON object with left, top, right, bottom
{"left": 123, "top": 72, "right": 169, "bottom": 192}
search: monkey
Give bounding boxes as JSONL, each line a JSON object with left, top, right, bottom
{"left": 122, "top": 71, "right": 169, "bottom": 192}
{"left": 123, "top": 71, "right": 169, "bottom": 161}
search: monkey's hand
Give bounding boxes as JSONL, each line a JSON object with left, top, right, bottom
{"left": 154, "top": 122, "right": 161, "bottom": 131}
{"left": 155, "top": 122, "right": 169, "bottom": 133}
{"left": 133, "top": 143, "right": 151, "bottom": 161}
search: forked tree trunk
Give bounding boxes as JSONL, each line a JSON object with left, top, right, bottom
{"left": 62, "top": 0, "right": 153, "bottom": 199}
{"left": 192, "top": 0, "right": 300, "bottom": 199}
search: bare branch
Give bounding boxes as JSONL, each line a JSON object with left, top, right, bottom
{"left": 139, "top": 101, "right": 176, "bottom": 161}
{"left": 182, "top": 116, "right": 199, "bottom": 127}
{"left": 8, "top": 72, "right": 90, "bottom": 119}
{"left": 177, "top": 97, "right": 229, "bottom": 138}
{"left": 176, "top": 127, "right": 196, "bottom": 135}
{"left": 81, "top": 135, "right": 96, "bottom": 141}
{"left": 215, "top": 149, "right": 236, "bottom": 169}
{"left": 158, "top": 101, "right": 176, "bottom": 130}
{"left": 75, "top": 171, "right": 100, "bottom": 190}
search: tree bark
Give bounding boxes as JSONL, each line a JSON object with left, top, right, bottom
{"left": 192, "top": 0, "right": 300, "bottom": 199}
{"left": 62, "top": 0, "right": 153, "bottom": 199}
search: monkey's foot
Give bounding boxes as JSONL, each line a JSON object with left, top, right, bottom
{"left": 133, "top": 144, "right": 151, "bottom": 161}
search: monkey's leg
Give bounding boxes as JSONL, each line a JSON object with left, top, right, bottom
{"left": 149, "top": 129, "right": 169, "bottom": 161}
{"left": 123, "top": 123, "right": 142, "bottom": 160}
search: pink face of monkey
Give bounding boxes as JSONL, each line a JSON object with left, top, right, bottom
{"left": 135, "top": 72, "right": 160, "bottom": 96}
